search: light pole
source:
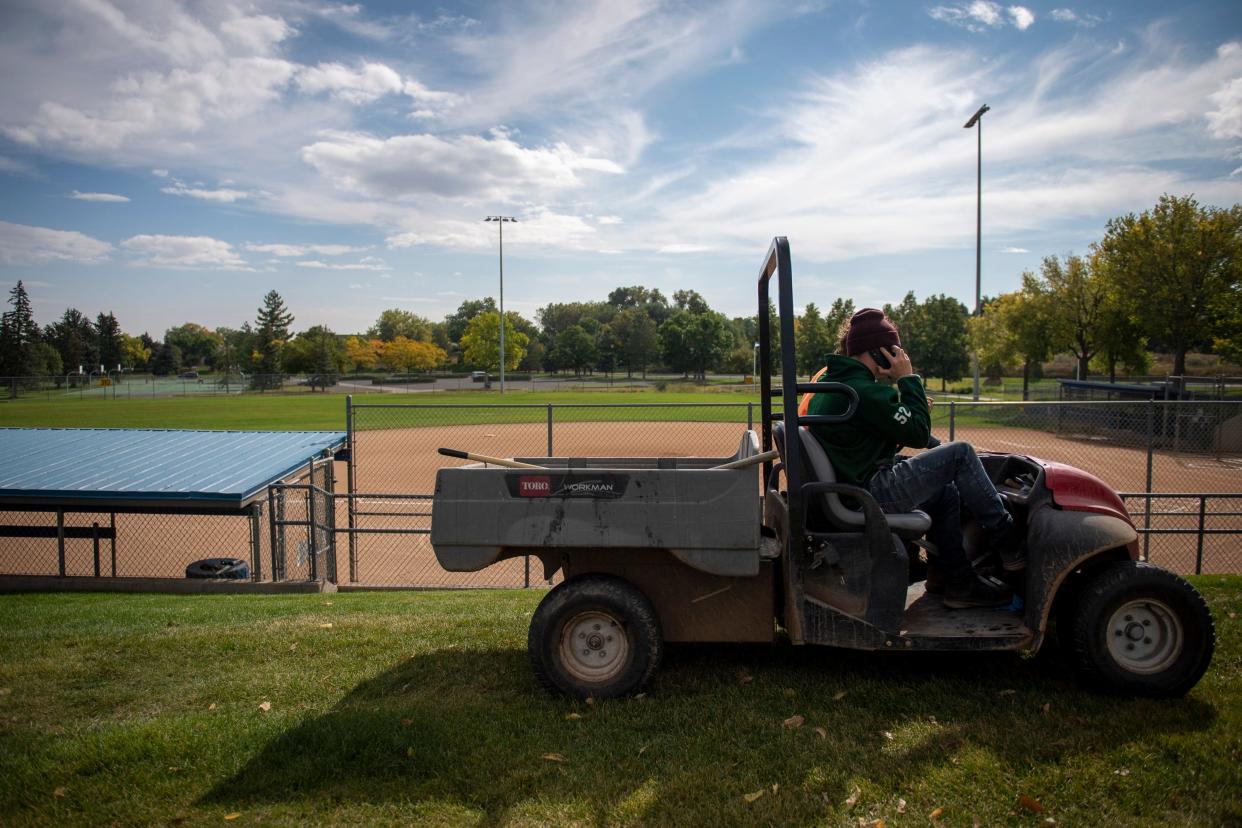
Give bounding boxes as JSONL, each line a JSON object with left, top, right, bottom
{"left": 484, "top": 216, "right": 517, "bottom": 394}
{"left": 752, "top": 342, "right": 759, "bottom": 384}
{"left": 964, "top": 103, "right": 989, "bottom": 401}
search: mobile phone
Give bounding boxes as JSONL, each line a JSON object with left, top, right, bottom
{"left": 868, "top": 348, "right": 892, "bottom": 369}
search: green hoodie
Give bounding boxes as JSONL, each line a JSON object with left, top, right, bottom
{"left": 805, "top": 355, "right": 931, "bottom": 486}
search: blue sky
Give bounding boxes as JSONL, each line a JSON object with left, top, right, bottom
{"left": 1, "top": 0, "right": 1240, "bottom": 337}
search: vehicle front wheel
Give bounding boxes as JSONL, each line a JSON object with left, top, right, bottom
{"left": 528, "top": 575, "right": 663, "bottom": 699}
{"left": 1068, "top": 562, "right": 1215, "bottom": 698}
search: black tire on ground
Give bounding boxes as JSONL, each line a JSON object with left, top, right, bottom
{"left": 528, "top": 575, "right": 663, "bottom": 699}
{"left": 185, "top": 557, "right": 250, "bottom": 579}
{"left": 1068, "top": 561, "right": 1215, "bottom": 698}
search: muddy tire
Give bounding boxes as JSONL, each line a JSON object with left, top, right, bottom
{"left": 1068, "top": 562, "right": 1214, "bottom": 698}
{"left": 528, "top": 575, "right": 662, "bottom": 699}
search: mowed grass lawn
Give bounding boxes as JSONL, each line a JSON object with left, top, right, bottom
{"left": 0, "top": 390, "right": 764, "bottom": 431}
{"left": 1, "top": 582, "right": 1239, "bottom": 827}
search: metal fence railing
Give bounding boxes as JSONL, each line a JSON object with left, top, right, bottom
{"left": 342, "top": 399, "right": 1242, "bottom": 586}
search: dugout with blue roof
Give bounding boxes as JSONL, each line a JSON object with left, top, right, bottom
{"left": 0, "top": 429, "right": 347, "bottom": 512}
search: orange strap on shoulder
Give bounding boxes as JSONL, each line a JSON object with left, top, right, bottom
{"left": 798, "top": 367, "right": 828, "bottom": 417}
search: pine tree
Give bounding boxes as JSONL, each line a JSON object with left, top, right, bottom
{"left": 95, "top": 312, "right": 123, "bottom": 372}
{"left": 0, "top": 281, "right": 41, "bottom": 378}
{"left": 253, "top": 290, "right": 294, "bottom": 389}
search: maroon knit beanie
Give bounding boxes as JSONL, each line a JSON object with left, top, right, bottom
{"left": 844, "top": 308, "right": 901, "bottom": 355}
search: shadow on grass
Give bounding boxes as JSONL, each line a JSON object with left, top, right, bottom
{"left": 204, "top": 641, "right": 1216, "bottom": 823}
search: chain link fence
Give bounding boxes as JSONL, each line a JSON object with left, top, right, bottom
{"left": 937, "top": 400, "right": 1242, "bottom": 573}
{"left": 343, "top": 399, "right": 1241, "bottom": 586}
{"left": 344, "top": 403, "right": 754, "bottom": 588}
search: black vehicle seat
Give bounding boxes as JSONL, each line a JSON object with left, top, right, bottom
{"left": 796, "top": 426, "right": 932, "bottom": 539}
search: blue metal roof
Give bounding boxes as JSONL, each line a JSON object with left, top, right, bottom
{"left": 0, "top": 429, "right": 346, "bottom": 511}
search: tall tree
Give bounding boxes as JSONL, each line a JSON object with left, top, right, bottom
{"left": 164, "top": 323, "right": 222, "bottom": 368}
{"left": 45, "top": 308, "right": 98, "bottom": 375}
{"left": 283, "top": 326, "right": 348, "bottom": 390}
{"left": 553, "top": 325, "right": 598, "bottom": 377}
{"left": 253, "top": 290, "right": 293, "bottom": 388}
{"left": 367, "top": 309, "right": 434, "bottom": 342}
{"left": 1096, "top": 194, "right": 1242, "bottom": 376}
{"left": 0, "top": 281, "right": 43, "bottom": 379}
{"left": 612, "top": 307, "right": 659, "bottom": 378}
{"left": 94, "top": 312, "right": 123, "bottom": 372}
{"left": 1039, "top": 253, "right": 1108, "bottom": 380}
{"left": 660, "top": 309, "right": 731, "bottom": 381}
{"left": 444, "top": 298, "right": 497, "bottom": 345}
{"left": 460, "top": 311, "right": 528, "bottom": 374}
{"left": 796, "top": 303, "right": 832, "bottom": 376}
{"left": 823, "top": 298, "right": 856, "bottom": 352}
{"left": 916, "top": 294, "right": 970, "bottom": 391}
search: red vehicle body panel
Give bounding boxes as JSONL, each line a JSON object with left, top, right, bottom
{"left": 1036, "top": 459, "right": 1140, "bottom": 560}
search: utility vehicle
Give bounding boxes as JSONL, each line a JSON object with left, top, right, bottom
{"left": 430, "top": 238, "right": 1214, "bottom": 699}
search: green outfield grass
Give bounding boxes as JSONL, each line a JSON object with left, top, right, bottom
{"left": 0, "top": 581, "right": 1238, "bottom": 826}
{"left": 0, "top": 390, "right": 767, "bottom": 431}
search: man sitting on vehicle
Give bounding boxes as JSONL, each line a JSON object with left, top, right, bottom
{"left": 806, "top": 307, "right": 1024, "bottom": 609}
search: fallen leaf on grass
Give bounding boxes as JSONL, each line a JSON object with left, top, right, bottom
{"left": 638, "top": 744, "right": 648, "bottom": 757}
{"left": 0, "top": 688, "right": 10, "bottom": 696}
{"left": 1228, "top": 611, "right": 1236, "bottom": 619}
{"left": 832, "top": 690, "right": 847, "bottom": 701}
{"left": 814, "top": 726, "right": 828, "bottom": 739}
{"left": 738, "top": 670, "right": 754, "bottom": 685}
{"left": 1113, "top": 768, "right": 1131, "bottom": 777}
{"left": 1044, "top": 818, "right": 1057, "bottom": 825}
{"left": 896, "top": 798, "right": 906, "bottom": 814}
{"left": 783, "top": 714, "right": 804, "bottom": 729}
{"left": 400, "top": 718, "right": 412, "bottom": 727}
{"left": 782, "top": 687, "right": 795, "bottom": 697}
{"left": 1018, "top": 795, "right": 1045, "bottom": 813}
{"left": 319, "top": 623, "right": 333, "bottom": 629}
{"left": 223, "top": 813, "right": 241, "bottom": 821}
{"left": 258, "top": 701, "right": 271, "bottom": 712}
{"left": 1041, "top": 702, "right": 1051, "bottom": 714}
{"left": 168, "top": 767, "right": 183, "bottom": 774}
{"left": 542, "top": 753, "right": 566, "bottom": 763}
{"left": 53, "top": 787, "right": 67, "bottom": 798}
{"left": 998, "top": 689, "right": 1017, "bottom": 696}
{"left": 565, "top": 712, "right": 583, "bottom": 721}
{"left": 406, "top": 747, "right": 414, "bottom": 758}
{"left": 869, "top": 820, "right": 887, "bottom": 828}
{"left": 929, "top": 806, "right": 944, "bottom": 820}
{"left": 882, "top": 731, "right": 894, "bottom": 741}
{"left": 743, "top": 789, "right": 765, "bottom": 803}
{"left": 322, "top": 601, "right": 333, "bottom": 606}
{"left": 208, "top": 703, "right": 216, "bottom": 711}
{"left": 771, "top": 783, "right": 779, "bottom": 794}
{"left": 844, "top": 785, "right": 861, "bottom": 808}
{"left": 289, "top": 643, "right": 298, "bottom": 652}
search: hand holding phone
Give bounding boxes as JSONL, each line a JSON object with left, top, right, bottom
{"left": 873, "top": 346, "right": 913, "bottom": 379}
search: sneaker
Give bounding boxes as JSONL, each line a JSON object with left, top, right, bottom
{"left": 943, "top": 572, "right": 1012, "bottom": 609}
{"left": 989, "top": 519, "right": 1027, "bottom": 572}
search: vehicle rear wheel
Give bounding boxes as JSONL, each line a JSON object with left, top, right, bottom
{"left": 1068, "top": 562, "right": 1215, "bottom": 698}
{"left": 528, "top": 575, "right": 662, "bottom": 699}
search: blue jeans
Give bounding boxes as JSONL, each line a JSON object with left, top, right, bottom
{"left": 866, "top": 441, "right": 1012, "bottom": 575}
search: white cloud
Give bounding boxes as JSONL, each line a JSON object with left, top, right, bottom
{"left": 1050, "top": 8, "right": 1101, "bottom": 27}
{"left": 1206, "top": 48, "right": 1242, "bottom": 139}
{"left": 152, "top": 168, "right": 169, "bottom": 177}
{"left": 120, "top": 234, "right": 249, "bottom": 268}
{"left": 160, "top": 184, "right": 251, "bottom": 202}
{"left": 596, "top": 215, "right": 624, "bottom": 225}
{"left": 301, "top": 129, "right": 623, "bottom": 200}
{"left": 296, "top": 256, "right": 389, "bottom": 271}
{"left": 71, "top": 190, "right": 130, "bottom": 202}
{"left": 0, "top": 220, "right": 112, "bottom": 265}
{"left": 245, "top": 243, "right": 368, "bottom": 257}
{"left": 1008, "top": 7, "right": 1035, "bottom": 31}
{"left": 1000, "top": 246, "right": 1030, "bottom": 253}
{"left": 220, "top": 15, "right": 293, "bottom": 55}
{"left": 929, "top": 2, "right": 1034, "bottom": 32}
